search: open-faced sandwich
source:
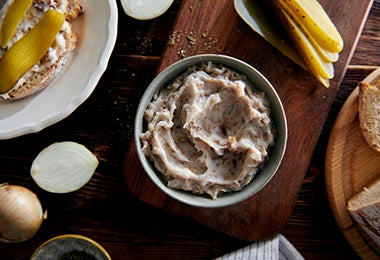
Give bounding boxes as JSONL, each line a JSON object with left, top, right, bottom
{"left": 0, "top": 0, "right": 83, "bottom": 100}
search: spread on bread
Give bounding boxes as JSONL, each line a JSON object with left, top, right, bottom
{"left": 141, "top": 62, "right": 275, "bottom": 199}
{"left": 0, "top": 9, "right": 65, "bottom": 93}
{"left": 359, "top": 80, "right": 380, "bottom": 153}
{"left": 0, "top": 0, "right": 83, "bottom": 100}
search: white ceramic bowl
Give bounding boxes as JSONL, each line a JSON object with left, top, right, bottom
{"left": 134, "top": 54, "right": 287, "bottom": 207}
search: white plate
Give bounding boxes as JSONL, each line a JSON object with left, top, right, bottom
{"left": 0, "top": 0, "right": 118, "bottom": 139}
{"left": 234, "top": 0, "right": 306, "bottom": 69}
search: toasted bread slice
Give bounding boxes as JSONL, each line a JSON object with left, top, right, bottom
{"left": 33, "top": 0, "right": 83, "bottom": 20}
{"left": 0, "top": 0, "right": 83, "bottom": 100}
{"left": 347, "top": 177, "right": 380, "bottom": 247}
{"left": 359, "top": 80, "right": 380, "bottom": 153}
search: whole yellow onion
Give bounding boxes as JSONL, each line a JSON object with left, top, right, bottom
{"left": 0, "top": 183, "right": 45, "bottom": 242}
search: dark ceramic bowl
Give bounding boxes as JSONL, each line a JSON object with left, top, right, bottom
{"left": 31, "top": 234, "right": 111, "bottom": 260}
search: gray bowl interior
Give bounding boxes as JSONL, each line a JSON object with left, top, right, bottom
{"left": 134, "top": 54, "right": 287, "bottom": 208}
{"left": 32, "top": 236, "right": 109, "bottom": 260}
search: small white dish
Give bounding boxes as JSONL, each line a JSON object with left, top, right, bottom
{"left": 0, "top": 0, "right": 118, "bottom": 139}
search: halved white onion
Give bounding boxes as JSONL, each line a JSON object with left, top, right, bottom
{"left": 31, "top": 141, "right": 99, "bottom": 193}
{"left": 120, "top": 0, "right": 174, "bottom": 20}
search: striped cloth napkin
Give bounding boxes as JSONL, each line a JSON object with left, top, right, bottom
{"left": 215, "top": 234, "right": 304, "bottom": 260}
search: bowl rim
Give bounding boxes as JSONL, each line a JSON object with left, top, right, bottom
{"left": 134, "top": 54, "right": 288, "bottom": 208}
{"left": 31, "top": 234, "right": 111, "bottom": 259}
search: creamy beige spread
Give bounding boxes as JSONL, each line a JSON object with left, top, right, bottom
{"left": 141, "top": 62, "right": 275, "bottom": 199}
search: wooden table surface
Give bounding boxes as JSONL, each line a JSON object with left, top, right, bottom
{"left": 0, "top": 0, "right": 379, "bottom": 259}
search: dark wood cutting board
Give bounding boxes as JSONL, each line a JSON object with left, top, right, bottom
{"left": 124, "top": 0, "right": 374, "bottom": 241}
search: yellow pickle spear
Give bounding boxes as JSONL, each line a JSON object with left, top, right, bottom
{"left": 0, "top": 0, "right": 33, "bottom": 48}
{"left": 0, "top": 9, "right": 65, "bottom": 94}
{"left": 269, "top": 0, "right": 343, "bottom": 87}
{"left": 278, "top": 0, "right": 344, "bottom": 53}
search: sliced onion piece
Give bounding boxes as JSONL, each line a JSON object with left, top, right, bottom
{"left": 120, "top": 0, "right": 174, "bottom": 20}
{"left": 31, "top": 141, "right": 99, "bottom": 193}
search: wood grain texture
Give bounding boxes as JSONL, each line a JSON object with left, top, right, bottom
{"left": 325, "top": 68, "right": 380, "bottom": 259}
{"left": 0, "top": 0, "right": 378, "bottom": 259}
{"left": 124, "top": 0, "right": 374, "bottom": 241}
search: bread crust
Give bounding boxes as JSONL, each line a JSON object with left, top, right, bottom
{"left": 359, "top": 80, "right": 380, "bottom": 153}
{"left": 347, "top": 177, "right": 380, "bottom": 247}
{"left": 0, "top": 0, "right": 83, "bottom": 100}
{"left": 34, "top": 0, "right": 83, "bottom": 21}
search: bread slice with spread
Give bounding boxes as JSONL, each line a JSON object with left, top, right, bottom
{"left": 0, "top": 0, "right": 83, "bottom": 100}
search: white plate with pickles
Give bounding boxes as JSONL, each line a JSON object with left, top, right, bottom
{"left": 234, "top": 0, "right": 343, "bottom": 88}
{"left": 0, "top": 0, "right": 118, "bottom": 139}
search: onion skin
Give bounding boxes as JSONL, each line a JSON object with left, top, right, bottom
{"left": 0, "top": 184, "right": 44, "bottom": 243}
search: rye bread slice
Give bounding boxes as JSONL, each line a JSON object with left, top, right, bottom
{"left": 1, "top": 0, "right": 83, "bottom": 100}
{"left": 359, "top": 80, "right": 380, "bottom": 153}
{"left": 347, "top": 177, "right": 380, "bottom": 247}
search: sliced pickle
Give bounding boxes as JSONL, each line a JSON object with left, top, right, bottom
{"left": 279, "top": 0, "right": 344, "bottom": 53}
{"left": 278, "top": 8, "right": 333, "bottom": 87}
{"left": 0, "top": 0, "right": 33, "bottom": 48}
{"left": 275, "top": 0, "right": 339, "bottom": 63}
{"left": 0, "top": 9, "right": 65, "bottom": 94}
{"left": 234, "top": 0, "right": 307, "bottom": 70}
